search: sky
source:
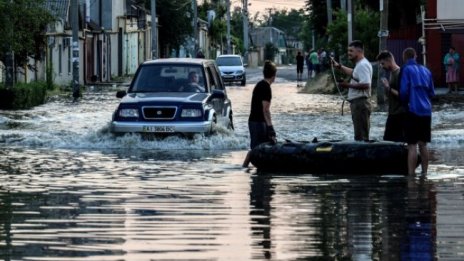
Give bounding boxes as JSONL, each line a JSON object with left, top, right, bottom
{"left": 232, "top": 0, "right": 306, "bottom": 17}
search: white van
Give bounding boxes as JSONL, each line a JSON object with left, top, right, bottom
{"left": 216, "top": 55, "right": 246, "bottom": 86}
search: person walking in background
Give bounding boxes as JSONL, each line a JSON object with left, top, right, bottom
{"left": 305, "top": 51, "right": 313, "bottom": 79}
{"left": 377, "top": 50, "right": 406, "bottom": 142}
{"left": 296, "top": 51, "right": 304, "bottom": 83}
{"left": 196, "top": 50, "right": 205, "bottom": 58}
{"left": 400, "top": 47, "right": 435, "bottom": 175}
{"left": 331, "top": 40, "right": 373, "bottom": 141}
{"left": 443, "top": 46, "right": 460, "bottom": 94}
{"left": 319, "top": 48, "right": 327, "bottom": 72}
{"left": 242, "top": 61, "right": 278, "bottom": 168}
{"left": 309, "top": 49, "right": 320, "bottom": 78}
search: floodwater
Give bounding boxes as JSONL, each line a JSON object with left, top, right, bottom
{"left": 1, "top": 68, "right": 464, "bottom": 260}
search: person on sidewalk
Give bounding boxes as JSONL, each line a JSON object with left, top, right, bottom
{"left": 242, "top": 61, "right": 277, "bottom": 168}
{"left": 400, "top": 47, "right": 435, "bottom": 175}
{"left": 377, "top": 50, "right": 406, "bottom": 142}
{"left": 331, "top": 40, "right": 373, "bottom": 141}
{"left": 443, "top": 46, "right": 460, "bottom": 94}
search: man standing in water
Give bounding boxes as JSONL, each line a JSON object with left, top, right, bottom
{"left": 332, "top": 40, "right": 373, "bottom": 141}
{"left": 296, "top": 51, "right": 304, "bottom": 84}
{"left": 377, "top": 50, "right": 406, "bottom": 142}
{"left": 242, "top": 61, "right": 277, "bottom": 168}
{"left": 400, "top": 47, "right": 435, "bottom": 175}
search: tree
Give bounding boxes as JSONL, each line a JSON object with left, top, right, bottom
{"left": 305, "top": 0, "right": 424, "bottom": 39}
{"left": 137, "top": 0, "right": 193, "bottom": 57}
{"left": 326, "top": 8, "right": 379, "bottom": 61}
{"left": 0, "top": 0, "right": 55, "bottom": 83}
{"left": 268, "top": 9, "right": 306, "bottom": 41}
{"left": 198, "top": 0, "right": 227, "bottom": 53}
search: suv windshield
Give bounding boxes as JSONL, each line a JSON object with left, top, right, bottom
{"left": 216, "top": 56, "right": 242, "bottom": 66}
{"left": 130, "top": 64, "right": 206, "bottom": 93}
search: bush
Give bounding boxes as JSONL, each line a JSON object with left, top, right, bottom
{"left": 0, "top": 81, "right": 48, "bottom": 109}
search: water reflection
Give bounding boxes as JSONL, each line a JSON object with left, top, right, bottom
{"left": 249, "top": 173, "right": 437, "bottom": 260}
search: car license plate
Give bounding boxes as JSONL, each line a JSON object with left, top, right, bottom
{"left": 143, "top": 126, "right": 175, "bottom": 133}
{"left": 223, "top": 75, "right": 233, "bottom": 78}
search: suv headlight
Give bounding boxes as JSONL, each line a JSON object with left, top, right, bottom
{"left": 181, "top": 109, "right": 202, "bottom": 117}
{"left": 119, "top": 108, "right": 139, "bottom": 118}
{"left": 236, "top": 70, "right": 244, "bottom": 74}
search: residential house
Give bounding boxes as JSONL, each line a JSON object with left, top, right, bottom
{"left": 387, "top": 0, "right": 464, "bottom": 87}
{"left": 424, "top": 0, "right": 464, "bottom": 86}
{"left": 43, "top": 0, "right": 152, "bottom": 87}
{"left": 43, "top": 0, "right": 82, "bottom": 86}
{"left": 250, "top": 27, "right": 287, "bottom": 65}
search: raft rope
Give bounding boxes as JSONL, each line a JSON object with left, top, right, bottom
{"left": 330, "top": 60, "right": 348, "bottom": 116}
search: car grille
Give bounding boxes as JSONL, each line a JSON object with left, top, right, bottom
{"left": 142, "top": 106, "right": 177, "bottom": 120}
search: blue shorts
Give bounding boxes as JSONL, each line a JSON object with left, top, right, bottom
{"left": 248, "top": 121, "right": 271, "bottom": 149}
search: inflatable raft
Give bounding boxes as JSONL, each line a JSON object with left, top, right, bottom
{"left": 249, "top": 140, "right": 415, "bottom": 174}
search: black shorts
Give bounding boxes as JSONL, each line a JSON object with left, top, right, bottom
{"left": 405, "top": 112, "right": 431, "bottom": 144}
{"left": 248, "top": 121, "right": 271, "bottom": 149}
{"left": 297, "top": 66, "right": 303, "bottom": 74}
{"left": 383, "top": 113, "right": 406, "bottom": 142}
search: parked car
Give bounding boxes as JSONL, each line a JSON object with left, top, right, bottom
{"left": 111, "top": 58, "right": 234, "bottom": 136}
{"left": 216, "top": 54, "right": 246, "bottom": 86}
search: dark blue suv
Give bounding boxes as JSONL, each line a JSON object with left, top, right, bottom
{"left": 111, "top": 58, "right": 233, "bottom": 135}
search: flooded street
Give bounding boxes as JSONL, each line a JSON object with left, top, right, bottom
{"left": 1, "top": 67, "right": 464, "bottom": 260}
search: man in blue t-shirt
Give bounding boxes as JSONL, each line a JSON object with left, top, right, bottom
{"left": 400, "top": 47, "right": 435, "bottom": 175}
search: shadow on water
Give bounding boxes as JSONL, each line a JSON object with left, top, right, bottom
{"left": 249, "top": 173, "right": 436, "bottom": 260}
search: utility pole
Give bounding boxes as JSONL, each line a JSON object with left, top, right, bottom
{"left": 420, "top": 5, "right": 427, "bottom": 66}
{"left": 5, "top": 0, "right": 14, "bottom": 88}
{"left": 151, "top": 0, "right": 157, "bottom": 59}
{"left": 226, "top": 0, "right": 231, "bottom": 54}
{"left": 347, "top": 0, "right": 353, "bottom": 43}
{"left": 192, "top": 0, "right": 198, "bottom": 56}
{"left": 71, "top": 0, "right": 80, "bottom": 101}
{"left": 242, "top": 0, "right": 249, "bottom": 65}
{"left": 327, "top": 0, "right": 333, "bottom": 24}
{"left": 377, "top": 0, "right": 389, "bottom": 108}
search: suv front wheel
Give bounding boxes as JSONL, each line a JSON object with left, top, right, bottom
{"left": 240, "top": 77, "right": 246, "bottom": 86}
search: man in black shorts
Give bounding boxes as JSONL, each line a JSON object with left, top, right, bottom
{"left": 377, "top": 50, "right": 406, "bottom": 142}
{"left": 296, "top": 51, "right": 304, "bottom": 83}
{"left": 242, "top": 60, "right": 277, "bottom": 167}
{"left": 399, "top": 48, "right": 435, "bottom": 175}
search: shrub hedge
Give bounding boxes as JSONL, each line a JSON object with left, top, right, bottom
{"left": 0, "top": 81, "right": 48, "bottom": 110}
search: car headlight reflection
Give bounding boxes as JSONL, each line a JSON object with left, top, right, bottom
{"left": 119, "top": 108, "right": 139, "bottom": 118}
{"left": 181, "top": 109, "right": 202, "bottom": 117}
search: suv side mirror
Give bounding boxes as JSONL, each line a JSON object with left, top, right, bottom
{"left": 243, "top": 63, "right": 248, "bottom": 68}
{"left": 210, "top": 89, "right": 225, "bottom": 99}
{"left": 116, "top": 90, "right": 127, "bottom": 98}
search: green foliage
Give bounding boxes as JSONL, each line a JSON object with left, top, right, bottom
{"left": 136, "top": 0, "right": 193, "bottom": 57}
{"left": 0, "top": 81, "right": 48, "bottom": 110}
{"left": 230, "top": 7, "right": 244, "bottom": 54}
{"left": 0, "top": 0, "right": 55, "bottom": 77}
{"left": 269, "top": 9, "right": 306, "bottom": 40}
{"left": 46, "top": 61, "right": 54, "bottom": 90}
{"left": 197, "top": 1, "right": 226, "bottom": 53}
{"left": 156, "top": 0, "right": 193, "bottom": 57}
{"left": 326, "top": 8, "right": 379, "bottom": 61}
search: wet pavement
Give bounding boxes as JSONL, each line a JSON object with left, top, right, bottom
{"left": 0, "top": 66, "right": 463, "bottom": 260}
